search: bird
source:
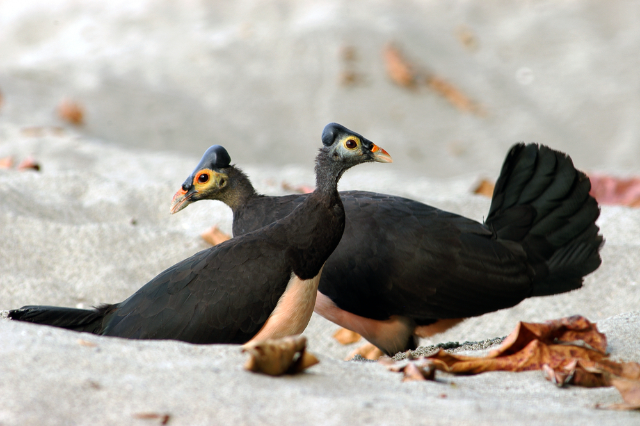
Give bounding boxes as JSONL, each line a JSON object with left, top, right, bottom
{"left": 9, "top": 123, "right": 393, "bottom": 344}
{"left": 169, "top": 141, "right": 603, "bottom": 355}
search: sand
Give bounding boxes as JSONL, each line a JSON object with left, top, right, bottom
{"left": 1, "top": 1, "right": 640, "bottom": 424}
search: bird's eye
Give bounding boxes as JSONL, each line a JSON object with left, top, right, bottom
{"left": 345, "top": 139, "right": 358, "bottom": 150}
{"left": 197, "top": 173, "right": 209, "bottom": 184}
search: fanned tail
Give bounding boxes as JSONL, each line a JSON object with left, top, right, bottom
{"left": 485, "top": 143, "right": 603, "bottom": 296}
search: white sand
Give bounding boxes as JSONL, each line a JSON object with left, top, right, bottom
{"left": 1, "top": 1, "right": 640, "bottom": 424}
{"left": 1, "top": 125, "right": 640, "bottom": 425}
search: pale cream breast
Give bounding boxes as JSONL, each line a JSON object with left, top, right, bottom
{"left": 245, "top": 265, "right": 324, "bottom": 344}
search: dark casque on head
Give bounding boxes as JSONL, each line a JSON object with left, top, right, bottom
{"left": 180, "top": 145, "right": 232, "bottom": 192}
{"left": 322, "top": 123, "right": 374, "bottom": 150}
{"left": 196, "top": 145, "right": 232, "bottom": 171}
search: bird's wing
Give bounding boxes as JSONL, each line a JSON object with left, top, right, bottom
{"left": 233, "top": 194, "right": 307, "bottom": 236}
{"left": 102, "top": 234, "right": 290, "bottom": 344}
{"left": 319, "top": 192, "right": 533, "bottom": 321}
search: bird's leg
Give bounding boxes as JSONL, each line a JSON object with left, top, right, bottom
{"left": 201, "top": 225, "right": 232, "bottom": 246}
{"left": 414, "top": 318, "right": 466, "bottom": 337}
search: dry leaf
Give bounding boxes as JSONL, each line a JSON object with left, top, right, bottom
{"left": 380, "top": 356, "right": 437, "bottom": 381}
{"left": 588, "top": 174, "right": 640, "bottom": 207}
{"left": 339, "top": 70, "right": 361, "bottom": 87}
{"left": 426, "top": 75, "right": 482, "bottom": 115}
{"left": 346, "top": 342, "right": 384, "bottom": 361}
{"left": 0, "top": 156, "right": 13, "bottom": 169}
{"left": 21, "top": 126, "right": 45, "bottom": 137}
{"left": 132, "top": 412, "right": 171, "bottom": 424}
{"left": 383, "top": 44, "right": 416, "bottom": 88}
{"left": 402, "top": 358, "right": 437, "bottom": 382}
{"left": 281, "top": 181, "right": 314, "bottom": 194}
{"left": 51, "top": 126, "right": 65, "bottom": 136}
{"left": 339, "top": 45, "right": 363, "bottom": 86}
{"left": 58, "top": 99, "right": 85, "bottom": 125}
{"left": 17, "top": 157, "right": 41, "bottom": 172}
{"left": 86, "top": 380, "right": 101, "bottom": 390}
{"left": 473, "top": 179, "right": 495, "bottom": 197}
{"left": 243, "top": 335, "right": 319, "bottom": 376}
{"left": 456, "top": 25, "right": 479, "bottom": 51}
{"left": 381, "top": 315, "right": 640, "bottom": 410}
{"left": 201, "top": 225, "right": 231, "bottom": 246}
{"left": 333, "top": 327, "right": 362, "bottom": 345}
{"left": 607, "top": 377, "right": 640, "bottom": 410}
{"left": 382, "top": 42, "right": 484, "bottom": 114}
{"left": 77, "top": 339, "right": 97, "bottom": 348}
{"left": 340, "top": 45, "right": 357, "bottom": 62}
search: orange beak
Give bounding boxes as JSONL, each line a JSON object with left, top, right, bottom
{"left": 371, "top": 144, "right": 393, "bottom": 163}
{"left": 170, "top": 187, "right": 192, "bottom": 214}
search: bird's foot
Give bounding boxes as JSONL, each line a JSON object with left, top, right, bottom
{"left": 332, "top": 327, "right": 362, "bottom": 345}
{"left": 345, "top": 342, "right": 384, "bottom": 361}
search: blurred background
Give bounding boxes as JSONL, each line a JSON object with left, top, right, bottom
{"left": 2, "top": 0, "right": 639, "bottom": 178}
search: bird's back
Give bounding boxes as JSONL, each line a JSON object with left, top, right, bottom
{"left": 102, "top": 232, "right": 292, "bottom": 343}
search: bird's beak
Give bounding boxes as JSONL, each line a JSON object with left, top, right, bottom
{"left": 170, "top": 184, "right": 197, "bottom": 214}
{"left": 370, "top": 144, "right": 393, "bottom": 163}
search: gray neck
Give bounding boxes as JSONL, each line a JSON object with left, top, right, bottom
{"left": 314, "top": 147, "right": 347, "bottom": 197}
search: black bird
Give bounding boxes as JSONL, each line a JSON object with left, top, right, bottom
{"left": 9, "top": 123, "right": 393, "bottom": 344}
{"left": 169, "top": 142, "right": 603, "bottom": 355}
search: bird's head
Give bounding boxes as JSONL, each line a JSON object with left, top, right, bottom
{"left": 320, "top": 123, "right": 392, "bottom": 167}
{"left": 170, "top": 145, "right": 232, "bottom": 214}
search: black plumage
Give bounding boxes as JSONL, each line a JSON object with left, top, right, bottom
{"left": 168, "top": 142, "right": 603, "bottom": 355}
{"left": 9, "top": 123, "right": 393, "bottom": 344}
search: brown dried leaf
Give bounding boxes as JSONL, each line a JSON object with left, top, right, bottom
{"left": 17, "top": 157, "right": 41, "bottom": 172}
{"left": 281, "top": 181, "right": 314, "bottom": 194}
{"left": 243, "top": 335, "right": 319, "bottom": 376}
{"left": 473, "top": 179, "right": 495, "bottom": 197}
{"left": 0, "top": 156, "right": 13, "bottom": 169}
{"left": 383, "top": 315, "right": 640, "bottom": 410}
{"left": 86, "top": 380, "right": 101, "bottom": 390}
{"left": 346, "top": 342, "right": 385, "bottom": 361}
{"left": 21, "top": 126, "right": 45, "bottom": 137}
{"left": 333, "top": 327, "right": 362, "bottom": 345}
{"left": 132, "top": 412, "right": 171, "bottom": 424}
{"left": 380, "top": 356, "right": 437, "bottom": 381}
{"left": 426, "top": 75, "right": 483, "bottom": 115}
{"left": 420, "top": 316, "right": 608, "bottom": 376}
{"left": 402, "top": 361, "right": 428, "bottom": 382}
{"left": 201, "top": 225, "right": 232, "bottom": 246}
{"left": 339, "top": 70, "right": 361, "bottom": 87}
{"left": 340, "top": 45, "right": 357, "bottom": 62}
{"left": 383, "top": 44, "right": 416, "bottom": 88}
{"left": 456, "top": 25, "right": 479, "bottom": 52}
{"left": 77, "top": 339, "right": 97, "bottom": 348}
{"left": 588, "top": 174, "right": 640, "bottom": 208}
{"left": 58, "top": 99, "right": 85, "bottom": 125}
{"left": 607, "top": 377, "right": 640, "bottom": 410}
{"left": 404, "top": 358, "right": 437, "bottom": 382}
{"left": 51, "top": 126, "right": 66, "bottom": 136}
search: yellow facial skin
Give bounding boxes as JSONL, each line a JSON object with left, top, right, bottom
{"left": 342, "top": 136, "right": 360, "bottom": 151}
{"left": 170, "top": 169, "right": 228, "bottom": 214}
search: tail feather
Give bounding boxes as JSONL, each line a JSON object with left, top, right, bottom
{"left": 8, "top": 305, "right": 112, "bottom": 334}
{"left": 516, "top": 146, "right": 558, "bottom": 205}
{"left": 486, "top": 143, "right": 603, "bottom": 296}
